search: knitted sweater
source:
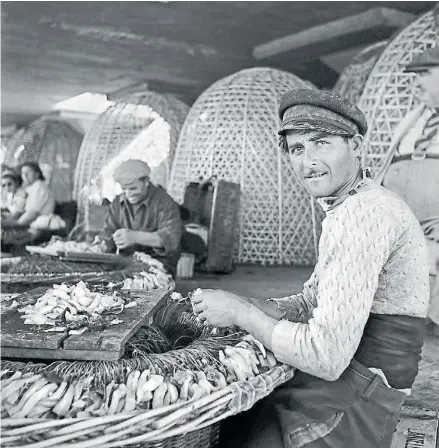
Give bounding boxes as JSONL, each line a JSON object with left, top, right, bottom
{"left": 270, "top": 182, "right": 430, "bottom": 381}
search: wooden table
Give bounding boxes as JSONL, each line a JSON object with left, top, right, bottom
{"left": 1, "top": 289, "right": 170, "bottom": 361}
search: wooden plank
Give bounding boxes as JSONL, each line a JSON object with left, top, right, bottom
{"left": 1, "top": 345, "right": 123, "bottom": 361}
{"left": 62, "top": 290, "right": 169, "bottom": 355}
{"left": 1, "top": 303, "right": 68, "bottom": 350}
{"left": 206, "top": 180, "right": 241, "bottom": 273}
{"left": 253, "top": 8, "right": 415, "bottom": 60}
{"left": 1, "top": 289, "right": 169, "bottom": 361}
{"left": 391, "top": 413, "right": 438, "bottom": 448}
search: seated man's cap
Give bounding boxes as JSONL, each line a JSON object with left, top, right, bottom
{"left": 278, "top": 89, "right": 368, "bottom": 137}
{"left": 404, "top": 44, "right": 439, "bottom": 73}
{"left": 113, "top": 159, "right": 151, "bottom": 183}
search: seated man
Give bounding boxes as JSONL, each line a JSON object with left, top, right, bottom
{"left": 95, "top": 159, "right": 183, "bottom": 277}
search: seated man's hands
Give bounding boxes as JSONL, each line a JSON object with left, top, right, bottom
{"left": 92, "top": 235, "right": 110, "bottom": 253}
{"left": 112, "top": 229, "right": 137, "bottom": 250}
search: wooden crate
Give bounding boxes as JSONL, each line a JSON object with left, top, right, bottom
{"left": 392, "top": 407, "right": 438, "bottom": 448}
{"left": 183, "top": 180, "right": 240, "bottom": 273}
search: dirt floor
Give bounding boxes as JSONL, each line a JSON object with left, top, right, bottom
{"left": 176, "top": 264, "right": 439, "bottom": 413}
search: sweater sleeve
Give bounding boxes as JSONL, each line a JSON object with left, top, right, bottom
{"left": 267, "top": 272, "right": 318, "bottom": 323}
{"left": 271, "top": 195, "right": 396, "bottom": 381}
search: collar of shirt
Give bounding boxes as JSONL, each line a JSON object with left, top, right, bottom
{"left": 317, "top": 174, "right": 372, "bottom": 213}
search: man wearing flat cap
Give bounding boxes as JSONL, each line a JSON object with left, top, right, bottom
{"left": 377, "top": 38, "right": 439, "bottom": 336}
{"left": 95, "top": 159, "right": 182, "bottom": 277}
{"left": 194, "top": 90, "right": 429, "bottom": 447}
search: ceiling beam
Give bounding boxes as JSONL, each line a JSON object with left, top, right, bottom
{"left": 253, "top": 7, "right": 416, "bottom": 61}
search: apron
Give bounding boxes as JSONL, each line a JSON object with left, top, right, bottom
{"left": 242, "top": 359, "right": 406, "bottom": 448}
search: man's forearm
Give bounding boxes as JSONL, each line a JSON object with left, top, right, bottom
{"left": 246, "top": 297, "right": 285, "bottom": 320}
{"left": 134, "top": 231, "right": 163, "bottom": 249}
{"left": 235, "top": 302, "right": 279, "bottom": 352}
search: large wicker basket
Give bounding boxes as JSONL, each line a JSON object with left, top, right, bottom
{"left": 1, "top": 295, "right": 294, "bottom": 448}
{"left": 333, "top": 40, "right": 388, "bottom": 106}
{"left": 358, "top": 9, "right": 437, "bottom": 177}
{"left": 0, "top": 254, "right": 176, "bottom": 296}
{"left": 73, "top": 93, "right": 189, "bottom": 232}
{"left": 168, "top": 67, "right": 323, "bottom": 266}
{"left": 3, "top": 116, "right": 83, "bottom": 204}
{"left": 1, "top": 365, "right": 293, "bottom": 448}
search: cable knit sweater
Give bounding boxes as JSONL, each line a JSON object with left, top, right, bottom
{"left": 270, "top": 182, "right": 430, "bottom": 381}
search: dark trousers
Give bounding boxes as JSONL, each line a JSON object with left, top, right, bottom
{"left": 219, "top": 359, "right": 406, "bottom": 448}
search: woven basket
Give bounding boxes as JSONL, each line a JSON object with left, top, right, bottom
{"left": 333, "top": 40, "right": 388, "bottom": 105}
{"left": 169, "top": 67, "right": 323, "bottom": 266}
{"left": 358, "top": 9, "right": 438, "bottom": 177}
{"left": 0, "top": 364, "right": 293, "bottom": 448}
{"left": 73, "top": 93, "right": 189, "bottom": 232}
{"left": 1, "top": 255, "right": 175, "bottom": 298}
{"left": 3, "top": 117, "right": 83, "bottom": 203}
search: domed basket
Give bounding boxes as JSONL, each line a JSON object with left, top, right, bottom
{"left": 73, "top": 92, "right": 189, "bottom": 231}
{"left": 168, "top": 67, "right": 323, "bottom": 266}
{"left": 333, "top": 40, "right": 388, "bottom": 105}
{"left": 358, "top": 9, "right": 438, "bottom": 177}
{"left": 3, "top": 117, "right": 83, "bottom": 203}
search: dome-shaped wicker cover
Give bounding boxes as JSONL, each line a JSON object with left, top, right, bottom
{"left": 3, "top": 117, "right": 83, "bottom": 203}
{"left": 169, "top": 67, "right": 322, "bottom": 266}
{"left": 333, "top": 40, "right": 388, "bottom": 105}
{"left": 358, "top": 9, "right": 437, "bottom": 176}
{"left": 73, "top": 92, "right": 189, "bottom": 228}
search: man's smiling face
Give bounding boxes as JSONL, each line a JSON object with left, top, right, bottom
{"left": 284, "top": 130, "right": 362, "bottom": 198}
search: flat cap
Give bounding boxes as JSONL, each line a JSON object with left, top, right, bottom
{"left": 278, "top": 89, "right": 368, "bottom": 136}
{"left": 405, "top": 44, "right": 439, "bottom": 73}
{"left": 113, "top": 159, "right": 151, "bottom": 183}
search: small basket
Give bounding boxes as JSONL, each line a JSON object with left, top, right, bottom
{"left": 177, "top": 253, "right": 195, "bottom": 279}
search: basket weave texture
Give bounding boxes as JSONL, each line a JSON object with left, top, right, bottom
{"left": 0, "top": 365, "right": 293, "bottom": 448}
{"left": 168, "top": 67, "right": 323, "bottom": 266}
{"left": 73, "top": 93, "right": 189, "bottom": 230}
{"left": 333, "top": 40, "right": 388, "bottom": 106}
{"left": 3, "top": 117, "right": 83, "bottom": 203}
{"left": 358, "top": 9, "right": 437, "bottom": 177}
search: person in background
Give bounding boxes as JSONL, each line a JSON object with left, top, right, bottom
{"left": 2, "top": 161, "right": 64, "bottom": 231}
{"left": 376, "top": 40, "right": 439, "bottom": 336}
{"left": 94, "top": 159, "right": 183, "bottom": 277}
{"left": 1, "top": 164, "right": 17, "bottom": 205}
{"left": 194, "top": 90, "right": 429, "bottom": 447}
{"left": 1, "top": 170, "right": 27, "bottom": 218}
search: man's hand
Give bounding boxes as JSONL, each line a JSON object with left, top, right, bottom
{"left": 92, "top": 235, "right": 101, "bottom": 245}
{"left": 191, "top": 289, "right": 249, "bottom": 328}
{"left": 112, "top": 229, "right": 138, "bottom": 250}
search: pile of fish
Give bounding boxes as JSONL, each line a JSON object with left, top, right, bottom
{"left": 122, "top": 252, "right": 173, "bottom": 290}
{"left": 44, "top": 238, "right": 104, "bottom": 254}
{"left": 16, "top": 281, "right": 136, "bottom": 334}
